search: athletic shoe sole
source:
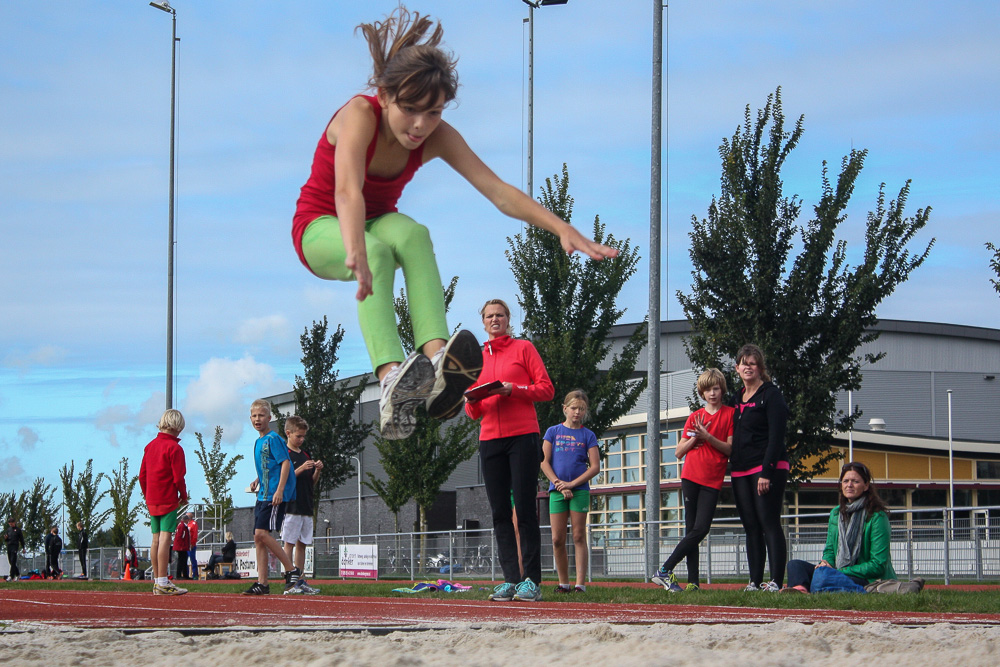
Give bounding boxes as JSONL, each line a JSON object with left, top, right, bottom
{"left": 426, "top": 330, "right": 483, "bottom": 420}
{"left": 153, "top": 585, "right": 187, "bottom": 595}
{"left": 379, "top": 352, "right": 435, "bottom": 440}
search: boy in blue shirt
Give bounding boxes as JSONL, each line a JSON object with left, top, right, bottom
{"left": 243, "top": 399, "right": 302, "bottom": 595}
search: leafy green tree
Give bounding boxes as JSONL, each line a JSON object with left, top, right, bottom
{"left": 987, "top": 242, "right": 1000, "bottom": 296}
{"left": 506, "top": 164, "right": 646, "bottom": 440}
{"left": 193, "top": 426, "right": 243, "bottom": 530}
{"left": 275, "top": 317, "right": 371, "bottom": 515}
{"left": 106, "top": 457, "right": 143, "bottom": 550}
{"left": 18, "top": 478, "right": 58, "bottom": 552}
{"left": 58, "top": 459, "right": 112, "bottom": 549}
{"left": 677, "top": 87, "right": 934, "bottom": 481}
{"left": 0, "top": 491, "right": 20, "bottom": 523}
{"left": 366, "top": 276, "right": 479, "bottom": 536}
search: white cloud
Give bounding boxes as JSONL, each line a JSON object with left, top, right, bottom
{"left": 182, "top": 355, "right": 291, "bottom": 443}
{"left": 17, "top": 426, "right": 39, "bottom": 451}
{"left": 93, "top": 391, "right": 167, "bottom": 448}
{"left": 3, "top": 345, "right": 68, "bottom": 370}
{"left": 234, "top": 314, "right": 292, "bottom": 346}
{"left": 0, "top": 456, "right": 25, "bottom": 482}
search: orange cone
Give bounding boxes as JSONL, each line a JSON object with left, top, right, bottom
{"left": 124, "top": 563, "right": 131, "bottom": 580}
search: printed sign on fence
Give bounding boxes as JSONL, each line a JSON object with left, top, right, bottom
{"left": 234, "top": 548, "right": 256, "bottom": 579}
{"left": 339, "top": 544, "right": 378, "bottom": 579}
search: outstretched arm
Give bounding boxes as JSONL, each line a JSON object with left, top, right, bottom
{"left": 428, "top": 122, "right": 619, "bottom": 260}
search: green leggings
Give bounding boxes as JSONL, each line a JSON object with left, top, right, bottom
{"left": 301, "top": 213, "right": 449, "bottom": 370}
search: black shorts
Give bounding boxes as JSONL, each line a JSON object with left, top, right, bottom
{"left": 253, "top": 500, "right": 287, "bottom": 533}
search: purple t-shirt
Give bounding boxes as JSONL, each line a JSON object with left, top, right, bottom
{"left": 543, "top": 423, "right": 599, "bottom": 491}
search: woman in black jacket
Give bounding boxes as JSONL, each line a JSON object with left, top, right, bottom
{"left": 730, "top": 344, "right": 789, "bottom": 592}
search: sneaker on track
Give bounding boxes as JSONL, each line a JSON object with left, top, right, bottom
{"left": 294, "top": 579, "right": 320, "bottom": 595}
{"left": 573, "top": 585, "right": 586, "bottom": 593}
{"left": 651, "top": 569, "right": 683, "bottom": 593}
{"left": 760, "top": 580, "right": 780, "bottom": 592}
{"left": 685, "top": 583, "right": 700, "bottom": 592}
{"left": 153, "top": 582, "right": 187, "bottom": 595}
{"left": 488, "top": 582, "right": 517, "bottom": 601}
{"left": 379, "top": 352, "right": 435, "bottom": 440}
{"left": 512, "top": 578, "right": 542, "bottom": 602}
{"left": 283, "top": 567, "right": 303, "bottom": 593}
{"left": 744, "top": 581, "right": 760, "bottom": 592}
{"left": 242, "top": 581, "right": 270, "bottom": 595}
{"left": 425, "top": 330, "right": 483, "bottom": 420}
{"left": 554, "top": 584, "right": 573, "bottom": 594}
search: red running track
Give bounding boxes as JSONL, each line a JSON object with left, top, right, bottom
{"left": 3, "top": 588, "right": 999, "bottom": 630}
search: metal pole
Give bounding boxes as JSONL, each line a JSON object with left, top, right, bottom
{"left": 351, "top": 456, "right": 362, "bottom": 537}
{"left": 848, "top": 390, "right": 853, "bottom": 462}
{"left": 644, "top": 0, "right": 665, "bottom": 580}
{"left": 527, "top": 3, "right": 534, "bottom": 198}
{"left": 947, "top": 389, "right": 954, "bottom": 526}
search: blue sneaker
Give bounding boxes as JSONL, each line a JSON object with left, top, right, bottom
{"left": 489, "top": 582, "right": 517, "bottom": 601}
{"left": 651, "top": 569, "right": 683, "bottom": 593}
{"left": 513, "top": 578, "right": 542, "bottom": 601}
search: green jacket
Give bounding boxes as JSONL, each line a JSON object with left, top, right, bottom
{"left": 821, "top": 506, "right": 897, "bottom": 583}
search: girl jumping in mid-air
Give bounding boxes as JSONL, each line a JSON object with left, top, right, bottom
{"left": 292, "top": 6, "right": 618, "bottom": 440}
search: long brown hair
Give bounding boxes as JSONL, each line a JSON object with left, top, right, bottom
{"left": 357, "top": 6, "right": 458, "bottom": 107}
{"left": 735, "top": 343, "right": 772, "bottom": 383}
{"left": 838, "top": 461, "right": 889, "bottom": 516}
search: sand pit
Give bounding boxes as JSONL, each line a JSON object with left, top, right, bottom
{"left": 3, "top": 620, "right": 1000, "bottom": 666}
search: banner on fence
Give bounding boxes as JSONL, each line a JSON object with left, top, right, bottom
{"left": 234, "top": 548, "right": 256, "bottom": 578}
{"left": 339, "top": 544, "right": 377, "bottom": 579}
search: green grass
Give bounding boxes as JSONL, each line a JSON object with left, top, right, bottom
{"left": 7, "top": 579, "right": 1000, "bottom": 615}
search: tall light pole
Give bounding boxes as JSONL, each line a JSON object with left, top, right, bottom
{"left": 149, "top": 1, "right": 178, "bottom": 409}
{"left": 947, "top": 389, "right": 954, "bottom": 520}
{"left": 644, "top": 0, "right": 666, "bottom": 580}
{"left": 521, "top": 0, "right": 568, "bottom": 199}
{"left": 351, "top": 456, "right": 362, "bottom": 538}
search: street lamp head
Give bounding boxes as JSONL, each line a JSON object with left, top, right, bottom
{"left": 541, "top": 0, "right": 570, "bottom": 5}
{"left": 149, "top": 1, "right": 175, "bottom": 14}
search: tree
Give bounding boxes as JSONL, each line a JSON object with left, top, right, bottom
{"left": 275, "top": 317, "right": 371, "bottom": 513}
{"left": 193, "top": 426, "right": 243, "bottom": 530}
{"left": 506, "top": 164, "right": 646, "bottom": 440}
{"left": 366, "top": 276, "right": 479, "bottom": 536}
{"left": 987, "top": 242, "right": 1000, "bottom": 296}
{"left": 106, "top": 457, "right": 143, "bottom": 550}
{"left": 677, "top": 87, "right": 934, "bottom": 481}
{"left": 18, "top": 478, "right": 58, "bottom": 552}
{"left": 58, "top": 459, "right": 112, "bottom": 549}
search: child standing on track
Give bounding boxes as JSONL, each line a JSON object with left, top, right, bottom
{"left": 244, "top": 399, "right": 301, "bottom": 595}
{"left": 541, "top": 390, "right": 600, "bottom": 594}
{"left": 651, "top": 369, "right": 734, "bottom": 592}
{"left": 139, "top": 409, "right": 189, "bottom": 595}
{"left": 281, "top": 415, "right": 322, "bottom": 595}
{"left": 292, "top": 6, "right": 618, "bottom": 440}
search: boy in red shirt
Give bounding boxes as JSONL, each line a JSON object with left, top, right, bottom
{"left": 139, "top": 409, "right": 189, "bottom": 595}
{"left": 651, "top": 369, "right": 734, "bottom": 592}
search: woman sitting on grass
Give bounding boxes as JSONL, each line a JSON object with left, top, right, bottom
{"left": 784, "top": 461, "right": 920, "bottom": 593}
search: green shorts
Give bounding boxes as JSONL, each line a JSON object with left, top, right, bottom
{"left": 150, "top": 509, "right": 179, "bottom": 534}
{"left": 549, "top": 488, "right": 591, "bottom": 514}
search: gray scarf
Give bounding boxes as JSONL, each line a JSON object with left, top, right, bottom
{"left": 836, "top": 498, "right": 867, "bottom": 570}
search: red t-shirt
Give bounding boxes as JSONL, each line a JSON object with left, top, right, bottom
{"left": 679, "top": 405, "right": 734, "bottom": 490}
{"left": 138, "top": 432, "right": 188, "bottom": 516}
{"left": 292, "top": 94, "right": 426, "bottom": 271}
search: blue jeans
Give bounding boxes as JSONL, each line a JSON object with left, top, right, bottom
{"left": 187, "top": 549, "right": 198, "bottom": 579}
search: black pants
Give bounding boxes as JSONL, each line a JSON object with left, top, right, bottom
{"left": 174, "top": 550, "right": 189, "bottom": 579}
{"left": 732, "top": 469, "right": 788, "bottom": 586}
{"left": 206, "top": 554, "right": 232, "bottom": 573}
{"left": 79, "top": 548, "right": 87, "bottom": 577}
{"left": 660, "top": 479, "right": 719, "bottom": 584}
{"left": 480, "top": 432, "right": 542, "bottom": 584}
{"left": 6, "top": 547, "right": 18, "bottom": 579}
{"left": 46, "top": 553, "right": 61, "bottom": 578}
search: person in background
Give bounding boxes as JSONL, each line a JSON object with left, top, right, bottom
{"left": 281, "top": 415, "right": 322, "bottom": 595}
{"left": 76, "top": 521, "right": 89, "bottom": 579}
{"left": 207, "top": 532, "right": 237, "bottom": 577}
{"left": 184, "top": 513, "right": 199, "bottom": 580}
{"left": 44, "top": 526, "right": 63, "bottom": 579}
{"left": 172, "top": 519, "right": 190, "bottom": 581}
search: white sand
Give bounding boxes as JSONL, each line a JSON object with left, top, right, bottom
{"left": 2, "top": 621, "right": 999, "bottom": 666}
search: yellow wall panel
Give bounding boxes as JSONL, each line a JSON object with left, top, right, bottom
{"left": 886, "top": 453, "right": 930, "bottom": 480}
{"left": 930, "top": 457, "right": 974, "bottom": 481}
{"left": 853, "top": 451, "right": 887, "bottom": 479}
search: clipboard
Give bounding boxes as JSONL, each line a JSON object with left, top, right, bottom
{"left": 464, "top": 380, "right": 503, "bottom": 401}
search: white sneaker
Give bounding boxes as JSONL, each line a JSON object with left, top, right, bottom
{"left": 379, "top": 351, "right": 434, "bottom": 440}
{"left": 760, "top": 581, "right": 780, "bottom": 592}
{"left": 743, "top": 581, "right": 759, "bottom": 592}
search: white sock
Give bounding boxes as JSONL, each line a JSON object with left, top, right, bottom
{"left": 156, "top": 577, "right": 169, "bottom": 586}
{"left": 430, "top": 347, "right": 445, "bottom": 367}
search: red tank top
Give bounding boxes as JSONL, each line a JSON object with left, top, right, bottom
{"left": 291, "top": 94, "right": 425, "bottom": 270}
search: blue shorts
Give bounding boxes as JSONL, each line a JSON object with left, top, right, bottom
{"left": 253, "top": 500, "right": 287, "bottom": 533}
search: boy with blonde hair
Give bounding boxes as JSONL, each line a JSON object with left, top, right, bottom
{"left": 244, "top": 399, "right": 301, "bottom": 595}
{"left": 139, "top": 408, "right": 189, "bottom": 595}
{"left": 281, "top": 415, "right": 323, "bottom": 595}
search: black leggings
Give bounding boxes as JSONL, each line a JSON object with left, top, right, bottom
{"left": 732, "top": 469, "right": 787, "bottom": 586}
{"left": 660, "top": 479, "right": 719, "bottom": 584}
{"left": 480, "top": 432, "right": 543, "bottom": 585}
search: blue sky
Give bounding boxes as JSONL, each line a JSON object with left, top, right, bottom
{"left": 2, "top": 1, "right": 997, "bottom": 539}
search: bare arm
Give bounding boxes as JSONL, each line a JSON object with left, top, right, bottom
{"left": 273, "top": 459, "right": 290, "bottom": 506}
{"left": 427, "top": 122, "right": 619, "bottom": 261}
{"left": 330, "top": 98, "right": 377, "bottom": 301}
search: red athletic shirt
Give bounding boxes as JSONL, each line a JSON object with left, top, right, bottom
{"left": 465, "top": 336, "right": 554, "bottom": 440}
{"left": 138, "top": 432, "right": 188, "bottom": 516}
{"left": 679, "top": 405, "right": 734, "bottom": 490}
{"left": 292, "top": 94, "right": 426, "bottom": 271}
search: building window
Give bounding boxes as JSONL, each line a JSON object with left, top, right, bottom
{"left": 977, "top": 461, "right": 1000, "bottom": 479}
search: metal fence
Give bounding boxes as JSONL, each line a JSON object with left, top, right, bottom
{"left": 17, "top": 505, "right": 996, "bottom": 583}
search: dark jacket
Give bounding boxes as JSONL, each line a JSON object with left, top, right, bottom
{"left": 221, "top": 539, "right": 237, "bottom": 562}
{"left": 5, "top": 524, "right": 25, "bottom": 550}
{"left": 729, "top": 381, "right": 789, "bottom": 479}
{"left": 45, "top": 533, "right": 63, "bottom": 556}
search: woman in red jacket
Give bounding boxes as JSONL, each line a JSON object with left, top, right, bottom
{"left": 465, "top": 298, "right": 553, "bottom": 602}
